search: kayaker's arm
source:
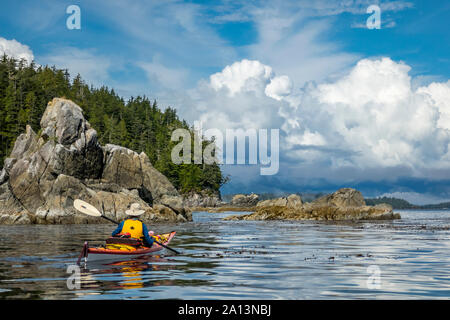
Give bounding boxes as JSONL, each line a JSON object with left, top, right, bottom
{"left": 142, "top": 223, "right": 154, "bottom": 247}
{"left": 111, "top": 221, "right": 124, "bottom": 236}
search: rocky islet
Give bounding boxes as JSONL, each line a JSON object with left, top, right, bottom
{"left": 0, "top": 98, "right": 190, "bottom": 224}
{"left": 224, "top": 188, "right": 401, "bottom": 221}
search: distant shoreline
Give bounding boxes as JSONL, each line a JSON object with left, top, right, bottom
{"left": 365, "top": 197, "right": 450, "bottom": 210}
{"left": 221, "top": 194, "right": 450, "bottom": 211}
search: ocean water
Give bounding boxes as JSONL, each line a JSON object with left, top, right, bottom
{"left": 0, "top": 209, "right": 448, "bottom": 299}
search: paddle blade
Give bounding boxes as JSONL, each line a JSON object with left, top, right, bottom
{"left": 74, "top": 199, "right": 101, "bottom": 217}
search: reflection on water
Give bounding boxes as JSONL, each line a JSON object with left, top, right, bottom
{"left": 0, "top": 210, "right": 449, "bottom": 299}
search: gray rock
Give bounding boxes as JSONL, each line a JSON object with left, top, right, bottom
{"left": 101, "top": 145, "right": 185, "bottom": 210}
{"left": 183, "top": 191, "right": 221, "bottom": 207}
{"left": 0, "top": 169, "right": 7, "bottom": 185}
{"left": 312, "top": 188, "right": 366, "bottom": 208}
{"left": 139, "top": 151, "right": 180, "bottom": 202}
{"left": 257, "top": 194, "right": 303, "bottom": 208}
{"left": 40, "top": 98, "right": 85, "bottom": 146}
{"left": 10, "top": 125, "right": 39, "bottom": 159}
{"left": 159, "top": 194, "right": 184, "bottom": 210}
{"left": 102, "top": 144, "right": 144, "bottom": 189}
{"left": 0, "top": 182, "right": 27, "bottom": 217}
{"left": 3, "top": 158, "right": 18, "bottom": 173}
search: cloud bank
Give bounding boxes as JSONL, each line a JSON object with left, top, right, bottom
{"left": 185, "top": 57, "right": 450, "bottom": 191}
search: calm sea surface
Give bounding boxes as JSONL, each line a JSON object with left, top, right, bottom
{"left": 0, "top": 210, "right": 448, "bottom": 299}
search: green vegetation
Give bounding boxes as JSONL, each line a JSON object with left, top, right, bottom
{"left": 419, "top": 202, "right": 450, "bottom": 209}
{"left": 366, "top": 197, "right": 450, "bottom": 209}
{"left": 0, "top": 55, "right": 227, "bottom": 194}
{"left": 365, "top": 197, "right": 415, "bottom": 209}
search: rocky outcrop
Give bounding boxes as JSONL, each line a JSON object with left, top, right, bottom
{"left": 225, "top": 188, "right": 400, "bottom": 221}
{"left": 0, "top": 98, "right": 190, "bottom": 224}
{"left": 183, "top": 190, "right": 222, "bottom": 208}
{"left": 230, "top": 193, "right": 259, "bottom": 207}
{"left": 312, "top": 188, "right": 365, "bottom": 208}
{"left": 101, "top": 144, "right": 182, "bottom": 211}
{"left": 202, "top": 194, "right": 302, "bottom": 213}
{"left": 256, "top": 194, "right": 302, "bottom": 208}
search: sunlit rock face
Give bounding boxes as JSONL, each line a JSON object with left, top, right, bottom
{"left": 256, "top": 194, "right": 302, "bottom": 209}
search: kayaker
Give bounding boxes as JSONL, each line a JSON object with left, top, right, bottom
{"left": 112, "top": 203, "right": 154, "bottom": 247}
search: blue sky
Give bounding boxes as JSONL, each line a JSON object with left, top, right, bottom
{"left": 1, "top": 0, "right": 449, "bottom": 203}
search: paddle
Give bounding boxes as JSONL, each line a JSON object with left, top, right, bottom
{"left": 73, "top": 199, "right": 180, "bottom": 254}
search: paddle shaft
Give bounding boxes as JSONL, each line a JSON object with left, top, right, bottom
{"left": 99, "top": 215, "right": 180, "bottom": 254}
{"left": 101, "top": 215, "right": 120, "bottom": 225}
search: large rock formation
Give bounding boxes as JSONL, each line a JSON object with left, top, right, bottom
{"left": 0, "top": 98, "right": 190, "bottom": 224}
{"left": 225, "top": 188, "right": 400, "bottom": 221}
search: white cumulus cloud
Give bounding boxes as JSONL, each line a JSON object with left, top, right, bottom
{"left": 0, "top": 37, "right": 34, "bottom": 64}
{"left": 265, "top": 75, "right": 293, "bottom": 101}
{"left": 185, "top": 57, "right": 450, "bottom": 184}
{"left": 209, "top": 59, "right": 273, "bottom": 97}
{"left": 416, "top": 80, "right": 450, "bottom": 130}
{"left": 180, "top": 59, "right": 287, "bottom": 132}
{"left": 279, "top": 57, "right": 450, "bottom": 175}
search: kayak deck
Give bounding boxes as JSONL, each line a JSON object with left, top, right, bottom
{"left": 78, "top": 231, "right": 176, "bottom": 263}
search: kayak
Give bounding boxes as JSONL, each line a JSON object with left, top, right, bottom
{"left": 77, "top": 231, "right": 176, "bottom": 263}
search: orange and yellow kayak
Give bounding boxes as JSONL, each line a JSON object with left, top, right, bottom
{"left": 77, "top": 231, "right": 176, "bottom": 263}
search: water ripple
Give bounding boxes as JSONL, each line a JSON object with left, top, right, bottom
{"left": 0, "top": 209, "right": 449, "bottom": 299}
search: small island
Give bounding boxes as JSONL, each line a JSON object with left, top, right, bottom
{"left": 208, "top": 189, "right": 401, "bottom": 221}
